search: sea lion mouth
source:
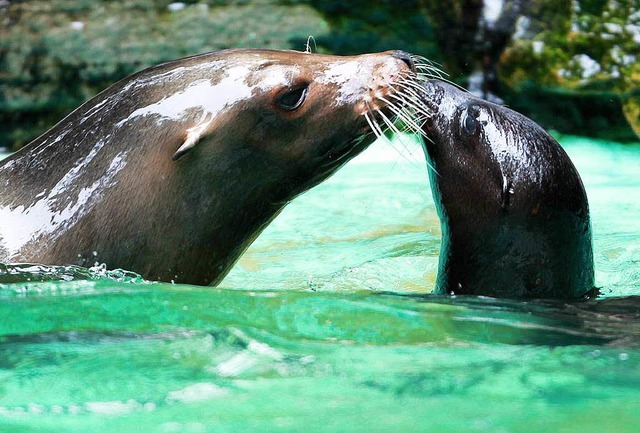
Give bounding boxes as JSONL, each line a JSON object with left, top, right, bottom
{"left": 362, "top": 55, "right": 446, "bottom": 142}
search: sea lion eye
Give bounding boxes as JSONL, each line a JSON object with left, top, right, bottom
{"left": 277, "top": 85, "right": 309, "bottom": 111}
{"left": 462, "top": 111, "right": 477, "bottom": 134}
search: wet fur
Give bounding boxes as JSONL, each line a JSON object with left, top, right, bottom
{"left": 0, "top": 49, "right": 425, "bottom": 285}
{"left": 419, "top": 80, "right": 594, "bottom": 299}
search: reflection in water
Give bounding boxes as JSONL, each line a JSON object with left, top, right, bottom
{"left": 398, "top": 293, "right": 640, "bottom": 347}
{"left": 1, "top": 136, "right": 639, "bottom": 431}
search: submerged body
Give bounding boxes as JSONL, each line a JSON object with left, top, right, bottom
{"left": 0, "top": 48, "right": 415, "bottom": 285}
{"left": 419, "top": 79, "right": 594, "bottom": 298}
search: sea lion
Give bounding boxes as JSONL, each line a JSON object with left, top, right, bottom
{"left": 0, "top": 48, "right": 417, "bottom": 285}
{"left": 419, "top": 79, "right": 594, "bottom": 298}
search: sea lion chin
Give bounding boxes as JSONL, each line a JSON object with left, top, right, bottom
{"left": 419, "top": 79, "right": 594, "bottom": 299}
{"left": 0, "top": 48, "right": 417, "bottom": 285}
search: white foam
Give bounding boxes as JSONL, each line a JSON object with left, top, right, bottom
{"left": 166, "top": 382, "right": 228, "bottom": 403}
{"left": 85, "top": 400, "right": 141, "bottom": 416}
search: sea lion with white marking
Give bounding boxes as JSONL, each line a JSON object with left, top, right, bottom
{"left": 419, "top": 79, "right": 594, "bottom": 298}
{"left": 0, "top": 49, "right": 416, "bottom": 285}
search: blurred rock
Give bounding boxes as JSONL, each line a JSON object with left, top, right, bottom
{"left": 420, "top": 0, "right": 639, "bottom": 141}
{"left": 0, "top": 0, "right": 328, "bottom": 150}
{"left": 497, "top": 0, "right": 640, "bottom": 141}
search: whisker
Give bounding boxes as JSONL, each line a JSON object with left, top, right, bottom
{"left": 409, "top": 55, "right": 458, "bottom": 87}
{"left": 398, "top": 78, "right": 430, "bottom": 95}
{"left": 379, "top": 96, "right": 426, "bottom": 137}
{"left": 414, "top": 66, "right": 444, "bottom": 76}
{"left": 363, "top": 109, "right": 384, "bottom": 140}
{"left": 388, "top": 92, "right": 431, "bottom": 120}
{"left": 389, "top": 91, "right": 431, "bottom": 122}
{"left": 375, "top": 110, "right": 425, "bottom": 168}
{"left": 410, "top": 55, "right": 446, "bottom": 73}
{"left": 381, "top": 109, "right": 439, "bottom": 172}
{"left": 359, "top": 53, "right": 448, "bottom": 172}
{"left": 376, "top": 108, "right": 403, "bottom": 137}
{"left": 363, "top": 113, "right": 381, "bottom": 139}
{"left": 394, "top": 82, "right": 424, "bottom": 99}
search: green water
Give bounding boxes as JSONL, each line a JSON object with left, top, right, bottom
{"left": 1, "top": 135, "right": 640, "bottom": 432}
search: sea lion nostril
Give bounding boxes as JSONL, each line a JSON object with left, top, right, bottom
{"left": 392, "top": 50, "right": 416, "bottom": 72}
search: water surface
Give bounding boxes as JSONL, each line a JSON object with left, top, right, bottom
{"left": 1, "top": 135, "right": 639, "bottom": 432}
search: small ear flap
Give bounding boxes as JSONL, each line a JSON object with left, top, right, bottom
{"left": 172, "top": 120, "right": 212, "bottom": 161}
{"left": 172, "top": 131, "right": 200, "bottom": 161}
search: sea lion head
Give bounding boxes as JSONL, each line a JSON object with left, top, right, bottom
{"left": 418, "top": 79, "right": 594, "bottom": 298}
{"left": 165, "top": 49, "right": 418, "bottom": 197}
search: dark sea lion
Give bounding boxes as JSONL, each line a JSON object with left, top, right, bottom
{"left": 419, "top": 79, "right": 594, "bottom": 299}
{"left": 0, "top": 49, "right": 417, "bottom": 285}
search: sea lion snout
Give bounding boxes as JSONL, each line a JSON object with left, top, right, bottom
{"left": 419, "top": 79, "right": 474, "bottom": 121}
{"left": 419, "top": 79, "right": 445, "bottom": 111}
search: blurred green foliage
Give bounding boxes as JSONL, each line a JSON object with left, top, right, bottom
{"left": 0, "top": 0, "right": 638, "bottom": 150}
{"left": 291, "top": 0, "right": 440, "bottom": 57}
{"left": 500, "top": 0, "right": 639, "bottom": 92}
{"left": 499, "top": 0, "right": 640, "bottom": 139}
{"left": 0, "top": 0, "right": 329, "bottom": 148}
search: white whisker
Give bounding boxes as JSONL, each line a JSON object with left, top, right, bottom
{"left": 395, "top": 82, "right": 424, "bottom": 99}
{"left": 363, "top": 109, "right": 384, "bottom": 139}
{"left": 388, "top": 92, "right": 431, "bottom": 120}
{"left": 391, "top": 87, "right": 431, "bottom": 119}
{"left": 375, "top": 110, "right": 425, "bottom": 167}
{"left": 399, "top": 79, "right": 429, "bottom": 94}
{"left": 379, "top": 96, "right": 426, "bottom": 137}
{"left": 376, "top": 108, "right": 403, "bottom": 136}
{"left": 409, "top": 55, "right": 456, "bottom": 86}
